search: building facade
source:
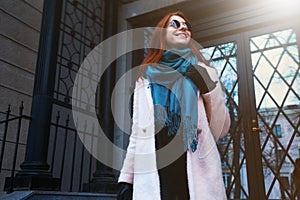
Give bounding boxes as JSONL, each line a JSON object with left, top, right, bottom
{"left": 0, "top": 0, "right": 299, "bottom": 199}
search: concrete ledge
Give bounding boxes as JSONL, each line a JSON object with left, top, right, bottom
{"left": 0, "top": 191, "right": 117, "bottom": 200}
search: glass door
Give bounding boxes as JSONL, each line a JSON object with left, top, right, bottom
{"left": 200, "top": 23, "right": 300, "bottom": 200}
{"left": 246, "top": 26, "right": 300, "bottom": 200}
{"left": 200, "top": 35, "right": 260, "bottom": 199}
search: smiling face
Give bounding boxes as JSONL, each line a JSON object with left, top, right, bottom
{"left": 164, "top": 15, "right": 192, "bottom": 50}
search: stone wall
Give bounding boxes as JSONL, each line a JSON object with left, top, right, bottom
{"left": 0, "top": 0, "right": 43, "bottom": 196}
{"left": 0, "top": 0, "right": 43, "bottom": 116}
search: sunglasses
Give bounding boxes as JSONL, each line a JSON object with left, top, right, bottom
{"left": 169, "top": 19, "right": 190, "bottom": 31}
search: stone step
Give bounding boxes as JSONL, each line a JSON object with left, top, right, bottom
{"left": 0, "top": 191, "right": 118, "bottom": 200}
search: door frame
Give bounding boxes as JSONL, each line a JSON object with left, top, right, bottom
{"left": 201, "top": 33, "right": 266, "bottom": 199}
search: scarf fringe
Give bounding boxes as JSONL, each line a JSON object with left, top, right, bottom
{"left": 154, "top": 105, "right": 198, "bottom": 152}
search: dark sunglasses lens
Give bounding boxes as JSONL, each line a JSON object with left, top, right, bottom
{"left": 184, "top": 22, "right": 190, "bottom": 30}
{"left": 171, "top": 20, "right": 180, "bottom": 28}
{"left": 170, "top": 20, "right": 189, "bottom": 30}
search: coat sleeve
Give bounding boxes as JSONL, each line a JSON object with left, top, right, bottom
{"left": 201, "top": 64, "right": 231, "bottom": 139}
{"left": 118, "top": 81, "right": 141, "bottom": 184}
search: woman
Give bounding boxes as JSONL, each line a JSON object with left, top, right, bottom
{"left": 118, "top": 11, "right": 230, "bottom": 200}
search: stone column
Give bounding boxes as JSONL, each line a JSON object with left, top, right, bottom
{"left": 83, "top": 0, "right": 119, "bottom": 194}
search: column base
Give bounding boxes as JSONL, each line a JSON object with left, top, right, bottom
{"left": 83, "top": 171, "right": 119, "bottom": 194}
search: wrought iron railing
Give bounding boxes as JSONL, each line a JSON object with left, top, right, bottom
{"left": 47, "top": 106, "right": 97, "bottom": 192}
{"left": 0, "top": 102, "right": 30, "bottom": 193}
{"left": 0, "top": 102, "right": 98, "bottom": 194}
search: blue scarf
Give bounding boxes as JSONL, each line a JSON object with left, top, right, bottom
{"left": 144, "top": 48, "right": 199, "bottom": 152}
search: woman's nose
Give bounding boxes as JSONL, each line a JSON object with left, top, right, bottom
{"left": 179, "top": 25, "right": 188, "bottom": 31}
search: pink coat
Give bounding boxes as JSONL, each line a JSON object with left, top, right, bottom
{"left": 118, "top": 64, "right": 231, "bottom": 200}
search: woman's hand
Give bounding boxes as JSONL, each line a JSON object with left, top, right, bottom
{"left": 184, "top": 65, "right": 217, "bottom": 94}
{"left": 117, "top": 182, "right": 133, "bottom": 200}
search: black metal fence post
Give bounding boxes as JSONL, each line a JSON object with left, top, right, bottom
{"left": 8, "top": 102, "right": 24, "bottom": 193}
{"left": 0, "top": 105, "right": 11, "bottom": 172}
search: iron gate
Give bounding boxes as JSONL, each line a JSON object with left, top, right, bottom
{"left": 48, "top": 0, "right": 106, "bottom": 192}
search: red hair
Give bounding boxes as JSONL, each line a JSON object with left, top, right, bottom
{"left": 137, "top": 11, "right": 206, "bottom": 79}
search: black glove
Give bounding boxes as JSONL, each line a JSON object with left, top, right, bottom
{"left": 184, "top": 65, "right": 217, "bottom": 94}
{"left": 117, "top": 182, "right": 133, "bottom": 200}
